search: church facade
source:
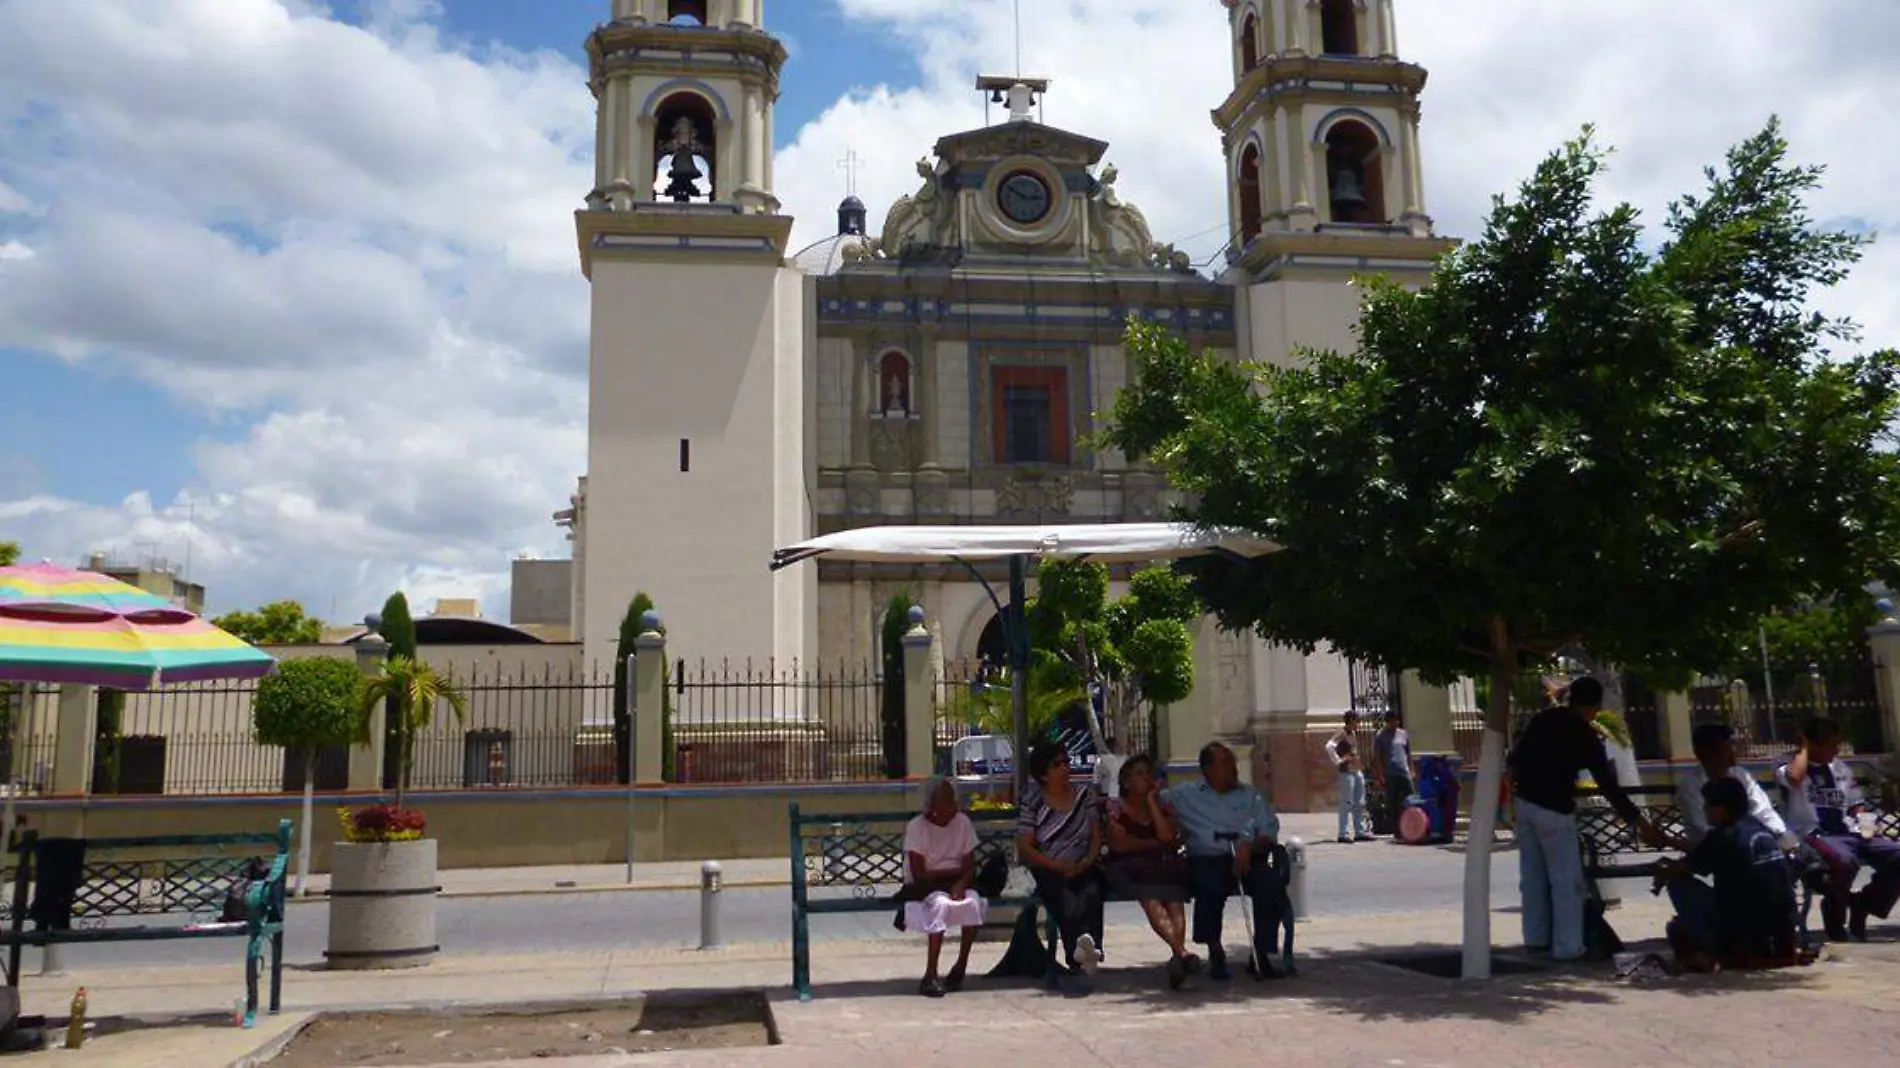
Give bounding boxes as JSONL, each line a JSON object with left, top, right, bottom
{"left": 557, "top": 0, "right": 1459, "bottom": 806}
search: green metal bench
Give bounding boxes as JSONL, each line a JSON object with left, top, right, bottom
{"left": 789, "top": 803, "right": 1037, "bottom": 1000}
{"left": 2, "top": 819, "right": 293, "bottom": 1026}
{"left": 788, "top": 802, "right": 1297, "bottom": 998}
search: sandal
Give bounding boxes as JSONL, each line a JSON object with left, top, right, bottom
{"left": 920, "top": 976, "right": 946, "bottom": 998}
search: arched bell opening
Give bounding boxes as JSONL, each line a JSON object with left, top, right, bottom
{"left": 1237, "top": 142, "right": 1263, "bottom": 242}
{"left": 1320, "top": 0, "right": 1360, "bottom": 56}
{"left": 653, "top": 92, "right": 717, "bottom": 203}
{"left": 665, "top": 1, "right": 708, "bottom": 26}
{"left": 1239, "top": 12, "right": 1260, "bottom": 71}
{"left": 1324, "top": 121, "right": 1386, "bottom": 225}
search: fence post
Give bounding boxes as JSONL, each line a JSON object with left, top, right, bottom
{"left": 1865, "top": 618, "right": 1900, "bottom": 755}
{"left": 48, "top": 684, "right": 95, "bottom": 797}
{"left": 1657, "top": 692, "right": 1695, "bottom": 762}
{"left": 348, "top": 638, "right": 388, "bottom": 792}
{"left": 634, "top": 613, "right": 667, "bottom": 785}
{"left": 901, "top": 606, "right": 934, "bottom": 779}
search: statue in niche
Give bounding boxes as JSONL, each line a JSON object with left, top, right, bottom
{"left": 879, "top": 353, "right": 911, "bottom": 415}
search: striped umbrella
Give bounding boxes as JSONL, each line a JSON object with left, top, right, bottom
{"left": 0, "top": 562, "right": 275, "bottom": 689}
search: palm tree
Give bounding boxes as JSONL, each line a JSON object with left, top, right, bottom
{"left": 944, "top": 660, "right": 1087, "bottom": 740}
{"left": 358, "top": 656, "right": 468, "bottom": 812}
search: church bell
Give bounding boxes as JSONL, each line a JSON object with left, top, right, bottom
{"left": 1329, "top": 164, "right": 1368, "bottom": 211}
{"left": 664, "top": 149, "right": 703, "bottom": 203}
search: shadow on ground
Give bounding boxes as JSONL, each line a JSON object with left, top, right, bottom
{"left": 785, "top": 935, "right": 1839, "bottom": 1026}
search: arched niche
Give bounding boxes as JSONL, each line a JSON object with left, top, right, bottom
{"left": 875, "top": 350, "right": 915, "bottom": 417}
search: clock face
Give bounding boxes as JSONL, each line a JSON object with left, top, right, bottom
{"left": 997, "top": 172, "right": 1053, "bottom": 225}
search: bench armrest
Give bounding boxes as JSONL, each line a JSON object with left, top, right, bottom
{"left": 246, "top": 853, "right": 291, "bottom": 927}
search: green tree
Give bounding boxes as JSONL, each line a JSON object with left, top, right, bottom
{"left": 942, "top": 660, "right": 1086, "bottom": 740}
{"left": 1102, "top": 120, "right": 1900, "bottom": 976}
{"left": 880, "top": 592, "right": 916, "bottom": 779}
{"left": 254, "top": 657, "right": 364, "bottom": 894}
{"left": 0, "top": 541, "right": 18, "bottom": 567}
{"left": 375, "top": 592, "right": 418, "bottom": 788}
{"left": 212, "top": 600, "right": 325, "bottom": 645}
{"left": 359, "top": 655, "right": 467, "bottom": 814}
{"left": 1027, "top": 559, "right": 1197, "bottom": 755}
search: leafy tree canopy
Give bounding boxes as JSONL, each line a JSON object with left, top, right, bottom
{"left": 0, "top": 541, "right": 18, "bottom": 567}
{"left": 253, "top": 656, "right": 363, "bottom": 749}
{"left": 213, "top": 600, "right": 324, "bottom": 645}
{"left": 1105, "top": 119, "right": 1900, "bottom": 698}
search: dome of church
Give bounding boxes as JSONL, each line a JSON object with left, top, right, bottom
{"left": 793, "top": 195, "right": 872, "bottom": 276}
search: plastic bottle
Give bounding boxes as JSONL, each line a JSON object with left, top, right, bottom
{"left": 66, "top": 987, "right": 87, "bottom": 1049}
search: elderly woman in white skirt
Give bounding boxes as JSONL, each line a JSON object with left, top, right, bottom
{"left": 898, "top": 777, "right": 987, "bottom": 997}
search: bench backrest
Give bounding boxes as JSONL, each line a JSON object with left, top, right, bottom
{"left": 789, "top": 803, "right": 1018, "bottom": 892}
{"left": 1576, "top": 781, "right": 1899, "bottom": 867}
{"left": 5, "top": 819, "right": 293, "bottom": 926}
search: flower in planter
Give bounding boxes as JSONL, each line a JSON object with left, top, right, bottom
{"left": 339, "top": 804, "right": 427, "bottom": 844}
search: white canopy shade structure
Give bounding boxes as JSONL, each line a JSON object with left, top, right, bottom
{"left": 771, "top": 522, "right": 1282, "bottom": 786}
{"left": 770, "top": 522, "right": 1280, "bottom": 570}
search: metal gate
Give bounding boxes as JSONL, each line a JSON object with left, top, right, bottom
{"left": 1348, "top": 660, "right": 1403, "bottom": 721}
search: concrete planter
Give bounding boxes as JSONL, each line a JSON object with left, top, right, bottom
{"left": 325, "top": 838, "right": 440, "bottom": 970}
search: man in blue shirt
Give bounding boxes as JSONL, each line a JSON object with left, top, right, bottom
{"left": 1163, "top": 742, "right": 1288, "bottom": 979}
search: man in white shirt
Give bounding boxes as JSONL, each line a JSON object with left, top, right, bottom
{"left": 1776, "top": 716, "right": 1900, "bottom": 941}
{"left": 1672, "top": 724, "right": 1789, "bottom": 848}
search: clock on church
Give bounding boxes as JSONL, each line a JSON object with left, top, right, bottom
{"left": 996, "top": 171, "right": 1052, "bottom": 225}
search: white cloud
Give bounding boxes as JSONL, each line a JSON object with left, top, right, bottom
{"left": 1, "top": 0, "right": 1895, "bottom": 622}
{"left": 0, "top": 240, "right": 31, "bottom": 261}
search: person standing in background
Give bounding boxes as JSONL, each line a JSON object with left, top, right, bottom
{"left": 1326, "top": 713, "right": 1372, "bottom": 843}
{"left": 1372, "top": 710, "right": 1416, "bottom": 836}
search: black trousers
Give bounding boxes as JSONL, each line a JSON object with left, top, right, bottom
{"left": 1030, "top": 866, "right": 1105, "bottom": 962}
{"left": 1186, "top": 849, "right": 1287, "bottom": 961}
{"left": 1385, "top": 774, "right": 1415, "bottom": 819}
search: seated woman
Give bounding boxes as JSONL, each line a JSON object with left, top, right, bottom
{"left": 1017, "top": 740, "right": 1106, "bottom": 983}
{"left": 1104, "top": 753, "right": 1197, "bottom": 988}
{"left": 900, "top": 778, "right": 987, "bottom": 997}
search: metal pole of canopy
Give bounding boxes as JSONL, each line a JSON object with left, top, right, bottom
{"left": 1009, "top": 554, "right": 1030, "bottom": 793}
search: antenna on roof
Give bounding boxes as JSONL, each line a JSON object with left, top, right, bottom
{"left": 1014, "top": 0, "right": 1022, "bottom": 78}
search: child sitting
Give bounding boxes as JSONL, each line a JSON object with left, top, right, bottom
{"left": 1654, "top": 777, "right": 1806, "bottom": 972}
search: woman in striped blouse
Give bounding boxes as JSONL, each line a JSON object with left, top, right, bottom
{"left": 1017, "top": 739, "right": 1106, "bottom": 982}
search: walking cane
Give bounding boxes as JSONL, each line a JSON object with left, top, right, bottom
{"left": 1215, "top": 832, "right": 1259, "bottom": 978}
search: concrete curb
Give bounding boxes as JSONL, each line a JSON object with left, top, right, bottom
{"left": 285, "top": 877, "right": 793, "bottom": 905}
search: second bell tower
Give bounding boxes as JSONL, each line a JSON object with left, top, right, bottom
{"left": 1215, "top": 1, "right": 1455, "bottom": 363}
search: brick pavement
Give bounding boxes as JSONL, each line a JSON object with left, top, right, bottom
{"left": 10, "top": 896, "right": 1900, "bottom": 1067}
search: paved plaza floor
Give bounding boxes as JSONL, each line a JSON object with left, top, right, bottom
{"left": 11, "top": 894, "right": 1900, "bottom": 1068}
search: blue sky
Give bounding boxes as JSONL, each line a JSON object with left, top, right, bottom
{"left": 2, "top": 0, "right": 922, "bottom": 527}
{"left": 1, "top": 0, "right": 1894, "bottom": 619}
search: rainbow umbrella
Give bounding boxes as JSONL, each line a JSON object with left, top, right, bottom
{"left": 0, "top": 562, "right": 275, "bottom": 689}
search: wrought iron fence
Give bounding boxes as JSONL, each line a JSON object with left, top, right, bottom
{"left": 106, "top": 679, "right": 280, "bottom": 794}
{"left": 668, "top": 658, "right": 885, "bottom": 784}
{"left": 403, "top": 664, "right": 617, "bottom": 790}
{"left": 2, "top": 682, "right": 59, "bottom": 797}
{"left": 1687, "top": 684, "right": 1885, "bottom": 760}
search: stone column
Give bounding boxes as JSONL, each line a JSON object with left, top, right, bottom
{"left": 348, "top": 636, "right": 389, "bottom": 792}
{"left": 1656, "top": 692, "right": 1696, "bottom": 762}
{"left": 1398, "top": 672, "right": 1455, "bottom": 756}
{"left": 634, "top": 614, "right": 668, "bottom": 785}
{"left": 49, "top": 684, "right": 95, "bottom": 797}
{"left": 901, "top": 606, "right": 935, "bottom": 779}
{"left": 1381, "top": 0, "right": 1401, "bottom": 57}
{"left": 1865, "top": 621, "right": 1900, "bottom": 753}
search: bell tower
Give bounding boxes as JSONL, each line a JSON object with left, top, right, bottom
{"left": 1215, "top": 0, "right": 1456, "bottom": 340}
{"left": 574, "top": 0, "right": 811, "bottom": 669}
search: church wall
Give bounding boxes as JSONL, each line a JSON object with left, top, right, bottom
{"left": 583, "top": 257, "right": 805, "bottom": 668}
{"left": 811, "top": 332, "right": 852, "bottom": 469}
